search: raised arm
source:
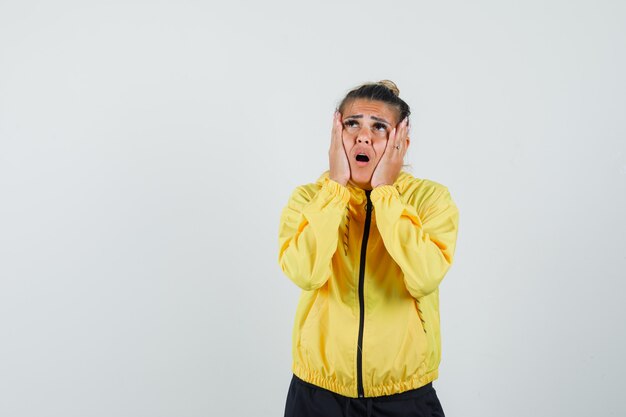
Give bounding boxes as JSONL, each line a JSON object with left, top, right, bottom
{"left": 279, "top": 111, "right": 352, "bottom": 290}
{"left": 278, "top": 178, "right": 350, "bottom": 291}
{"left": 370, "top": 185, "right": 459, "bottom": 298}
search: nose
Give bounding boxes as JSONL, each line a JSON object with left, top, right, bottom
{"left": 356, "top": 127, "right": 371, "bottom": 145}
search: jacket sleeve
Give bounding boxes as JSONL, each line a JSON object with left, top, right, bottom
{"left": 278, "top": 177, "right": 351, "bottom": 291}
{"left": 370, "top": 184, "right": 459, "bottom": 298}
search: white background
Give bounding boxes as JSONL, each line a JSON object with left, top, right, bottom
{"left": 1, "top": 1, "right": 625, "bottom": 416}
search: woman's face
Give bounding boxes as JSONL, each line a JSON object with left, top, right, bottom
{"left": 341, "top": 99, "right": 402, "bottom": 189}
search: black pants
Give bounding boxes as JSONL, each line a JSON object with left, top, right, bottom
{"left": 284, "top": 375, "right": 445, "bottom": 417}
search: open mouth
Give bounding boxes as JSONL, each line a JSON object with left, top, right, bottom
{"left": 356, "top": 154, "right": 370, "bottom": 162}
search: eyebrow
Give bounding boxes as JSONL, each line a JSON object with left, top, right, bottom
{"left": 345, "top": 114, "right": 391, "bottom": 125}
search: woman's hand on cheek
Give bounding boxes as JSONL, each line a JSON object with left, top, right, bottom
{"left": 371, "top": 118, "right": 409, "bottom": 188}
{"left": 328, "top": 111, "right": 351, "bottom": 186}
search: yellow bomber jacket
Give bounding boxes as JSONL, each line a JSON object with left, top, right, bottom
{"left": 278, "top": 170, "right": 459, "bottom": 398}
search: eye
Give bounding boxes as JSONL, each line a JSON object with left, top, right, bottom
{"left": 343, "top": 120, "right": 358, "bottom": 128}
{"left": 373, "top": 123, "right": 388, "bottom": 133}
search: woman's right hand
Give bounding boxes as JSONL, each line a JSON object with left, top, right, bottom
{"left": 328, "top": 111, "right": 351, "bottom": 186}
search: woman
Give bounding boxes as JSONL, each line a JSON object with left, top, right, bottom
{"left": 278, "top": 80, "right": 459, "bottom": 417}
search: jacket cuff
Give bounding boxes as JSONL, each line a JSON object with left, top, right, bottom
{"left": 370, "top": 184, "right": 410, "bottom": 226}
{"left": 370, "top": 184, "right": 399, "bottom": 202}
{"left": 320, "top": 177, "right": 351, "bottom": 205}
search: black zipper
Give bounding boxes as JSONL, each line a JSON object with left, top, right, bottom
{"left": 356, "top": 190, "right": 372, "bottom": 398}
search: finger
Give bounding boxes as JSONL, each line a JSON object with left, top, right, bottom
{"left": 398, "top": 117, "right": 408, "bottom": 138}
{"left": 401, "top": 118, "right": 410, "bottom": 151}
{"left": 399, "top": 119, "right": 409, "bottom": 159}
{"left": 389, "top": 126, "right": 396, "bottom": 145}
{"left": 332, "top": 111, "right": 343, "bottom": 148}
{"left": 395, "top": 118, "right": 408, "bottom": 154}
{"left": 330, "top": 112, "right": 339, "bottom": 151}
{"left": 382, "top": 127, "right": 396, "bottom": 159}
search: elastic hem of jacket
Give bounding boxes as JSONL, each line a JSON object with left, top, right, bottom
{"left": 292, "top": 363, "right": 439, "bottom": 398}
{"left": 291, "top": 374, "right": 434, "bottom": 402}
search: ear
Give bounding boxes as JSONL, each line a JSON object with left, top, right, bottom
{"left": 405, "top": 136, "right": 411, "bottom": 149}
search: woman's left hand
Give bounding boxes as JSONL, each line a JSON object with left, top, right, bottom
{"left": 371, "top": 117, "right": 410, "bottom": 188}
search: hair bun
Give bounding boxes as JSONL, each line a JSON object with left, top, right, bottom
{"left": 378, "top": 80, "right": 400, "bottom": 96}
